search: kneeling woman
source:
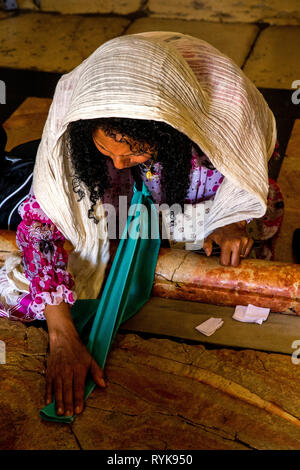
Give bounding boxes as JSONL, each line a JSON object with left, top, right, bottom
{"left": 0, "top": 32, "right": 282, "bottom": 416}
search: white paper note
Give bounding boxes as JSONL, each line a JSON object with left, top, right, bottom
{"left": 233, "top": 304, "right": 270, "bottom": 325}
{"left": 195, "top": 317, "right": 224, "bottom": 336}
{"left": 232, "top": 305, "right": 248, "bottom": 322}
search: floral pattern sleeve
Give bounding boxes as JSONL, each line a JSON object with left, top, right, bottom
{"left": 16, "top": 189, "right": 77, "bottom": 320}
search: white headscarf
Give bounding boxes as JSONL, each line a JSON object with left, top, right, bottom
{"left": 32, "top": 31, "right": 276, "bottom": 299}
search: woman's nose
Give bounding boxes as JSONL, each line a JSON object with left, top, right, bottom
{"left": 112, "top": 157, "right": 128, "bottom": 170}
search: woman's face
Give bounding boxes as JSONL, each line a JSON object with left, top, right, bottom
{"left": 92, "top": 127, "right": 154, "bottom": 170}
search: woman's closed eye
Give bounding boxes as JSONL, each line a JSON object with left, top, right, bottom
{"left": 95, "top": 140, "right": 151, "bottom": 158}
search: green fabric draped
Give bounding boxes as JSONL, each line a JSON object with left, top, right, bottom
{"left": 40, "top": 182, "right": 160, "bottom": 423}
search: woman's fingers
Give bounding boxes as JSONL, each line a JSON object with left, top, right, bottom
{"left": 240, "top": 237, "right": 250, "bottom": 257}
{"left": 91, "top": 359, "right": 106, "bottom": 389}
{"left": 54, "top": 364, "right": 102, "bottom": 417}
{"left": 72, "top": 359, "right": 105, "bottom": 415}
{"left": 74, "top": 368, "right": 86, "bottom": 415}
{"left": 54, "top": 375, "right": 64, "bottom": 415}
{"left": 244, "top": 238, "right": 254, "bottom": 257}
{"left": 220, "top": 241, "right": 232, "bottom": 266}
{"left": 203, "top": 236, "right": 213, "bottom": 256}
{"left": 63, "top": 370, "right": 74, "bottom": 416}
{"left": 208, "top": 223, "right": 253, "bottom": 267}
{"left": 45, "top": 373, "right": 53, "bottom": 406}
{"left": 231, "top": 240, "right": 243, "bottom": 266}
{"left": 220, "top": 239, "right": 247, "bottom": 266}
{"left": 45, "top": 338, "right": 107, "bottom": 417}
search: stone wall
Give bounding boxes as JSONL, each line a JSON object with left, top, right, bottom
{"left": 17, "top": 0, "right": 143, "bottom": 15}
{"left": 15, "top": 0, "right": 300, "bottom": 25}
{"left": 147, "top": 0, "right": 300, "bottom": 25}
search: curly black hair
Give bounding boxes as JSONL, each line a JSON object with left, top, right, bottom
{"left": 67, "top": 117, "right": 202, "bottom": 224}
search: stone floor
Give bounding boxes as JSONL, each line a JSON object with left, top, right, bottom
{"left": 0, "top": 11, "right": 299, "bottom": 88}
{"left": 0, "top": 8, "right": 300, "bottom": 450}
{"left": 126, "top": 18, "right": 259, "bottom": 67}
{"left": 3, "top": 97, "right": 51, "bottom": 151}
{"left": 243, "top": 26, "right": 300, "bottom": 89}
{"left": 2, "top": 318, "right": 300, "bottom": 450}
{"left": 147, "top": 0, "right": 300, "bottom": 25}
{"left": 0, "top": 13, "right": 129, "bottom": 73}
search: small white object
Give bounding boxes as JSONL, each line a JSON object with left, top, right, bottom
{"left": 233, "top": 304, "right": 270, "bottom": 325}
{"left": 245, "top": 304, "right": 270, "bottom": 324}
{"left": 195, "top": 317, "right": 224, "bottom": 336}
{"left": 0, "top": 340, "right": 6, "bottom": 364}
{"left": 232, "top": 305, "right": 248, "bottom": 322}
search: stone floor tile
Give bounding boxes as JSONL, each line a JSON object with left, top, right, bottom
{"left": 0, "top": 10, "right": 16, "bottom": 19}
{"left": 39, "top": 0, "right": 141, "bottom": 15}
{"left": 126, "top": 18, "right": 259, "bottom": 67}
{"left": 0, "top": 13, "right": 129, "bottom": 73}
{"left": 17, "top": 0, "right": 39, "bottom": 11}
{"left": 243, "top": 26, "right": 300, "bottom": 89}
{"left": 147, "top": 0, "right": 300, "bottom": 25}
{"left": 0, "top": 230, "right": 18, "bottom": 265}
{"left": 3, "top": 97, "right": 52, "bottom": 151}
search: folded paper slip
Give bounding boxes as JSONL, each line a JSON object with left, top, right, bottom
{"left": 233, "top": 304, "right": 270, "bottom": 324}
{"left": 39, "top": 182, "right": 161, "bottom": 423}
{"left": 195, "top": 317, "right": 224, "bottom": 336}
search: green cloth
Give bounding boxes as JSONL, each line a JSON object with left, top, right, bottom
{"left": 40, "top": 182, "right": 160, "bottom": 423}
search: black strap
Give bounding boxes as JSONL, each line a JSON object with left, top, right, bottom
{"left": 8, "top": 139, "right": 41, "bottom": 160}
{"left": 292, "top": 229, "right": 300, "bottom": 264}
{"left": 0, "top": 125, "right": 7, "bottom": 156}
{"left": 130, "top": 165, "right": 143, "bottom": 191}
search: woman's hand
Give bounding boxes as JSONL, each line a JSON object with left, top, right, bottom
{"left": 203, "top": 221, "right": 253, "bottom": 267}
{"left": 44, "top": 303, "right": 106, "bottom": 416}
